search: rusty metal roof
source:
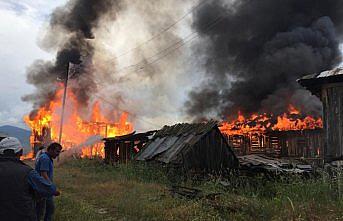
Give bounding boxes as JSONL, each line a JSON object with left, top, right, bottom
{"left": 135, "top": 121, "right": 220, "bottom": 163}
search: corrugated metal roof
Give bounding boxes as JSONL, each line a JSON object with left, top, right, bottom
{"left": 298, "top": 67, "right": 343, "bottom": 94}
{"left": 317, "top": 68, "right": 343, "bottom": 78}
{"left": 135, "top": 121, "right": 218, "bottom": 163}
{"left": 299, "top": 67, "right": 343, "bottom": 81}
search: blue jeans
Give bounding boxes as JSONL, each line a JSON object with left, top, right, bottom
{"left": 36, "top": 197, "right": 54, "bottom": 221}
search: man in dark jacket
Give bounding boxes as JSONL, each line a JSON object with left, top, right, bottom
{"left": 0, "top": 137, "right": 59, "bottom": 221}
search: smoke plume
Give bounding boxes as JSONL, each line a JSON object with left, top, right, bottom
{"left": 82, "top": 0, "right": 194, "bottom": 129}
{"left": 22, "top": 0, "right": 122, "bottom": 119}
{"left": 23, "top": 0, "right": 195, "bottom": 130}
{"left": 186, "top": 0, "right": 343, "bottom": 119}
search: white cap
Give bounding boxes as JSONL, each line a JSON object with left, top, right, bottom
{"left": 0, "top": 137, "right": 23, "bottom": 154}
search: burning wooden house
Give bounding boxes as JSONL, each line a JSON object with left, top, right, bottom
{"left": 298, "top": 67, "right": 343, "bottom": 161}
{"left": 135, "top": 121, "right": 238, "bottom": 172}
{"left": 24, "top": 89, "right": 134, "bottom": 158}
{"left": 219, "top": 106, "right": 324, "bottom": 159}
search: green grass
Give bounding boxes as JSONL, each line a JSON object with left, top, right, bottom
{"left": 53, "top": 159, "right": 343, "bottom": 221}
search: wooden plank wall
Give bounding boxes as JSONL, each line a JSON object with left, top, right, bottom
{"left": 225, "top": 130, "right": 323, "bottom": 158}
{"left": 275, "top": 130, "right": 323, "bottom": 158}
{"left": 322, "top": 84, "right": 343, "bottom": 160}
{"left": 183, "top": 128, "right": 237, "bottom": 171}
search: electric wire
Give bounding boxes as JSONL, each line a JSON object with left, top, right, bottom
{"left": 106, "top": 0, "right": 208, "bottom": 61}
{"left": 107, "top": 14, "right": 224, "bottom": 76}
{"left": 66, "top": 12, "right": 226, "bottom": 128}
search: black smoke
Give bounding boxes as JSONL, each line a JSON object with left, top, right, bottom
{"left": 186, "top": 0, "right": 343, "bottom": 119}
{"left": 22, "top": 0, "right": 121, "bottom": 119}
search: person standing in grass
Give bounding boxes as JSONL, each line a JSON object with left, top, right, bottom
{"left": 35, "top": 142, "right": 62, "bottom": 221}
{"left": 0, "top": 137, "right": 59, "bottom": 221}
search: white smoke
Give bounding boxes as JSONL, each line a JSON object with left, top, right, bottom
{"left": 57, "top": 135, "right": 103, "bottom": 162}
{"left": 87, "top": 0, "right": 200, "bottom": 131}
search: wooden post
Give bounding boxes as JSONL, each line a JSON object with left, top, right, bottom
{"left": 58, "top": 63, "right": 70, "bottom": 144}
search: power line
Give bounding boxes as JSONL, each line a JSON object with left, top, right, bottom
{"left": 78, "top": 12, "right": 225, "bottom": 88}
{"left": 147, "top": 16, "right": 224, "bottom": 66}
{"left": 112, "top": 32, "right": 197, "bottom": 74}
{"left": 68, "top": 13, "right": 225, "bottom": 128}
{"left": 108, "top": 14, "right": 224, "bottom": 76}
{"left": 113, "top": 14, "right": 224, "bottom": 75}
{"left": 107, "top": 0, "right": 208, "bottom": 61}
{"left": 92, "top": 93, "right": 162, "bottom": 128}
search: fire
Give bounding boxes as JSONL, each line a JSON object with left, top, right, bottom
{"left": 272, "top": 115, "right": 323, "bottom": 131}
{"left": 24, "top": 86, "right": 133, "bottom": 158}
{"left": 20, "top": 152, "right": 34, "bottom": 161}
{"left": 288, "top": 104, "right": 300, "bottom": 115}
{"left": 220, "top": 105, "right": 323, "bottom": 136}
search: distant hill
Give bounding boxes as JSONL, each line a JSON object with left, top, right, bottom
{"left": 0, "top": 125, "right": 31, "bottom": 154}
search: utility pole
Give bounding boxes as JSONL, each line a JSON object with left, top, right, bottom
{"left": 58, "top": 62, "right": 70, "bottom": 144}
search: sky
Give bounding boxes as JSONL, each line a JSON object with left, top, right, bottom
{"left": 0, "top": 0, "right": 67, "bottom": 129}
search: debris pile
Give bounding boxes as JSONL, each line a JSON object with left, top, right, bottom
{"left": 238, "top": 155, "right": 313, "bottom": 175}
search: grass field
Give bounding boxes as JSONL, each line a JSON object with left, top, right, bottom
{"left": 53, "top": 159, "right": 343, "bottom": 221}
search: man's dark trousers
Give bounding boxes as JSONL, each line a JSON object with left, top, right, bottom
{"left": 36, "top": 197, "right": 54, "bottom": 221}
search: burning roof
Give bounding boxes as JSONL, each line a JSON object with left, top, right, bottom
{"left": 219, "top": 104, "right": 323, "bottom": 158}
{"left": 219, "top": 105, "right": 323, "bottom": 136}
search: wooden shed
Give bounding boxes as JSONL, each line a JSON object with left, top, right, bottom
{"left": 135, "top": 121, "right": 238, "bottom": 172}
{"left": 103, "top": 130, "right": 156, "bottom": 164}
{"left": 298, "top": 68, "right": 343, "bottom": 161}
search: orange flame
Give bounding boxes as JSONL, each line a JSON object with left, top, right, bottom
{"left": 20, "top": 152, "right": 34, "bottom": 161}
{"left": 24, "top": 86, "right": 133, "bottom": 158}
{"left": 220, "top": 105, "right": 323, "bottom": 136}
